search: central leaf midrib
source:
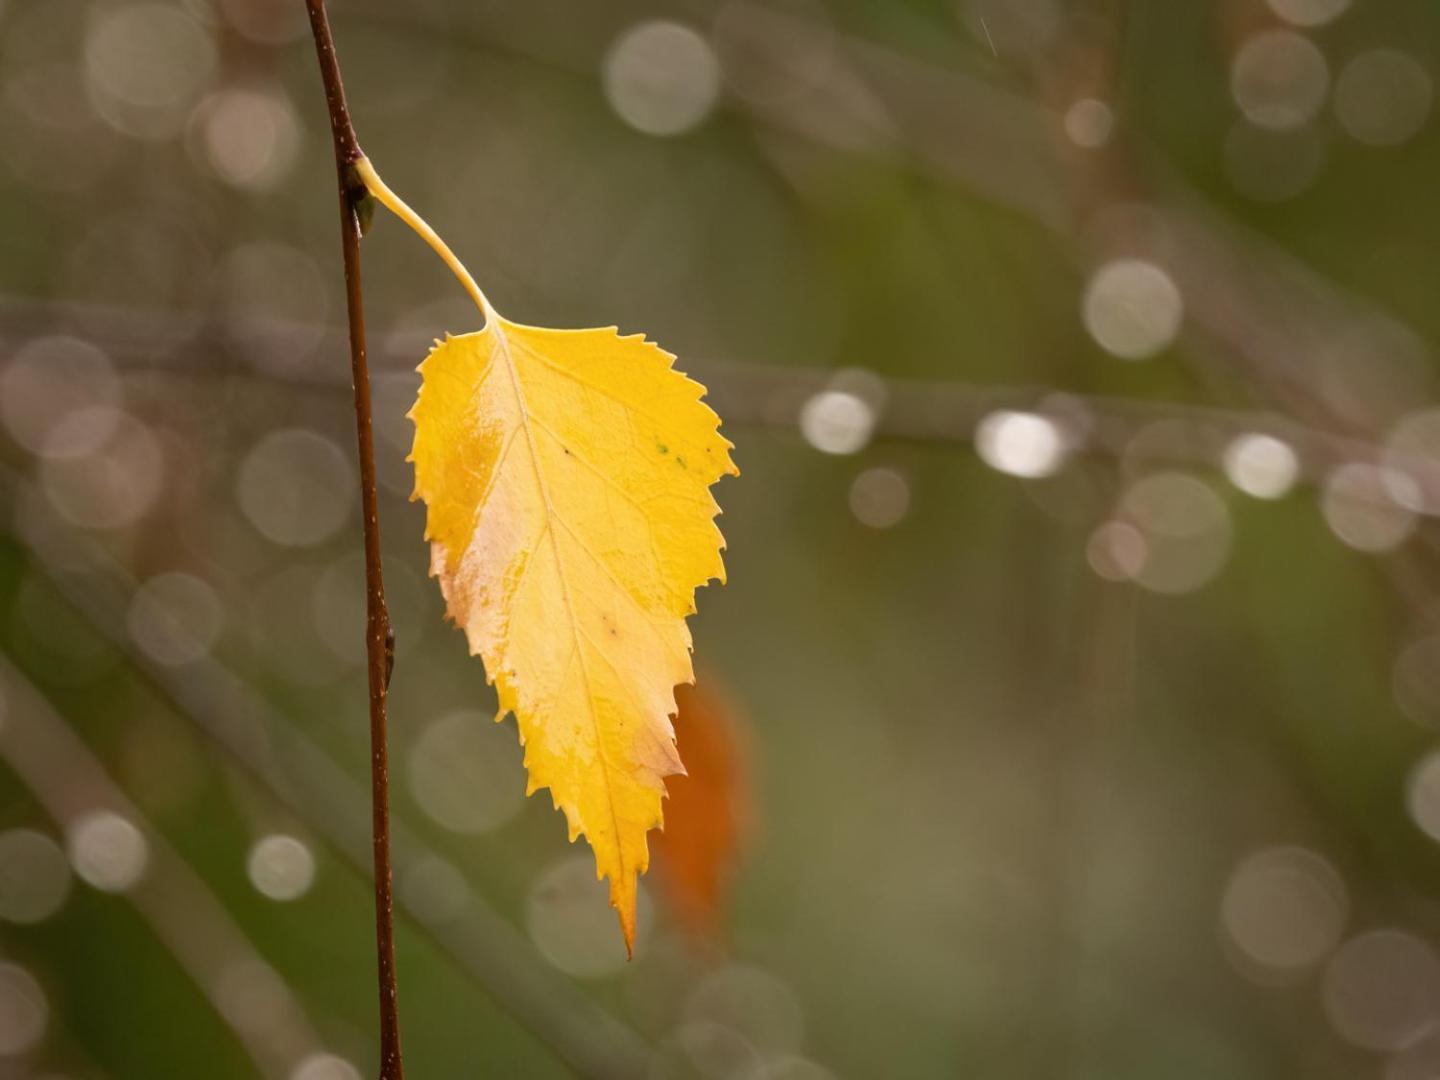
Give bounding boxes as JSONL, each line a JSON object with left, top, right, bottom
{"left": 490, "top": 323, "right": 629, "bottom": 880}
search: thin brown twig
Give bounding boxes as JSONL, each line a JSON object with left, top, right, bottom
{"left": 301, "top": 0, "right": 404, "bottom": 1075}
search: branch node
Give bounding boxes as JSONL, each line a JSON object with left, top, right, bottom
{"left": 343, "top": 161, "right": 377, "bottom": 237}
{"left": 384, "top": 626, "right": 396, "bottom": 688}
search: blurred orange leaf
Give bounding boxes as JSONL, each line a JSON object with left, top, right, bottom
{"left": 652, "top": 679, "right": 750, "bottom": 940}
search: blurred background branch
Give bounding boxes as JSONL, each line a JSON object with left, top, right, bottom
{"left": 0, "top": 292, "right": 1417, "bottom": 488}
{"left": 0, "top": 652, "right": 332, "bottom": 1078}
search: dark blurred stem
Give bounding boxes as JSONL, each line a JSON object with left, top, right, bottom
{"left": 302, "top": 1, "right": 404, "bottom": 1077}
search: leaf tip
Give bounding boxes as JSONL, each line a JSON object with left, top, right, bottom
{"left": 613, "top": 879, "right": 639, "bottom": 958}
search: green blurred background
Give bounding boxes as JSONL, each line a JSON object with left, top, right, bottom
{"left": 2, "top": 0, "right": 1440, "bottom": 1076}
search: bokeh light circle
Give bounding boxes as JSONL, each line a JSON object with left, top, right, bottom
{"left": 604, "top": 22, "right": 721, "bottom": 136}
{"left": 237, "top": 429, "right": 353, "bottom": 547}
{"left": 1230, "top": 30, "right": 1330, "bottom": 131}
{"left": 1082, "top": 258, "right": 1184, "bottom": 360}
{"left": 66, "top": 811, "right": 148, "bottom": 893}
{"left": 1220, "top": 846, "right": 1348, "bottom": 978}
{"left": 1323, "top": 930, "right": 1440, "bottom": 1051}
{"left": 246, "top": 834, "right": 316, "bottom": 902}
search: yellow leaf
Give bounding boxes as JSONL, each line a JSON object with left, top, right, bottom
{"left": 356, "top": 159, "right": 738, "bottom": 951}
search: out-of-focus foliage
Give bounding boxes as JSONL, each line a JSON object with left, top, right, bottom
{"left": 0, "top": 0, "right": 1439, "bottom": 1077}
{"left": 653, "top": 679, "right": 749, "bottom": 940}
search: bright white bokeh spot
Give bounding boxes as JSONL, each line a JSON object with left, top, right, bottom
{"left": 799, "top": 390, "right": 874, "bottom": 455}
{"left": 1119, "top": 472, "right": 1232, "bottom": 594}
{"left": 975, "top": 410, "right": 1065, "bottom": 479}
{"left": 1220, "top": 846, "right": 1348, "bottom": 979}
{"left": 0, "top": 963, "right": 47, "bottom": 1057}
{"left": 40, "top": 410, "right": 163, "bottom": 531}
{"left": 1323, "top": 930, "right": 1440, "bottom": 1051}
{"left": 85, "top": 4, "right": 217, "bottom": 139}
{"left": 1230, "top": 30, "right": 1330, "bottom": 131}
{"left": 409, "top": 710, "right": 526, "bottom": 835}
{"left": 127, "top": 571, "right": 223, "bottom": 666}
{"left": 67, "top": 811, "right": 148, "bottom": 893}
{"left": 1265, "top": 0, "right": 1350, "bottom": 28}
{"left": 1223, "top": 433, "right": 1299, "bottom": 499}
{"left": 1335, "top": 49, "right": 1432, "bottom": 147}
{"left": 247, "top": 834, "right": 315, "bottom": 902}
{"left": 0, "top": 336, "right": 119, "bottom": 455}
{"left": 1082, "top": 258, "right": 1183, "bottom": 360}
{"left": 193, "top": 87, "right": 301, "bottom": 190}
{"left": 237, "top": 429, "right": 353, "bottom": 547}
{"left": 290, "top": 1053, "right": 362, "bottom": 1080}
{"left": 848, "top": 467, "right": 910, "bottom": 528}
{"left": 604, "top": 21, "right": 721, "bottom": 137}
{"left": 1063, "top": 97, "right": 1114, "bottom": 148}
{"left": 527, "top": 854, "right": 651, "bottom": 977}
{"left": 1322, "top": 463, "right": 1417, "bottom": 552}
{"left": 0, "top": 830, "right": 70, "bottom": 925}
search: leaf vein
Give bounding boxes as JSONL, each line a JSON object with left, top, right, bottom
{"left": 509, "top": 334, "right": 715, "bottom": 460}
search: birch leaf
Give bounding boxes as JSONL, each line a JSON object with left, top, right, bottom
{"left": 409, "top": 315, "right": 737, "bottom": 951}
